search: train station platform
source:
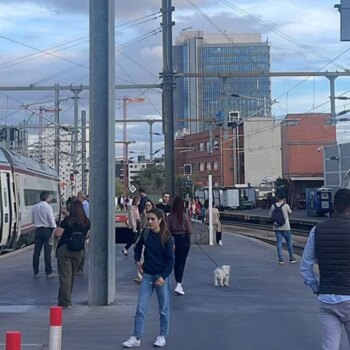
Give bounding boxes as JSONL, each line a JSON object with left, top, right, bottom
{"left": 0, "top": 231, "right": 347, "bottom": 349}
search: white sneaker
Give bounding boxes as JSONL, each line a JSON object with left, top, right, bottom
{"left": 122, "top": 336, "right": 141, "bottom": 348}
{"left": 153, "top": 335, "right": 166, "bottom": 347}
{"left": 174, "top": 283, "right": 185, "bottom": 295}
{"left": 218, "top": 240, "right": 223, "bottom": 246}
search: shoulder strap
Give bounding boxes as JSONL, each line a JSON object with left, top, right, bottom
{"left": 143, "top": 227, "right": 150, "bottom": 243}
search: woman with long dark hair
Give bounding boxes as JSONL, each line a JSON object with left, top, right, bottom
{"left": 122, "top": 208, "right": 175, "bottom": 348}
{"left": 167, "top": 196, "right": 192, "bottom": 296}
{"left": 54, "top": 200, "right": 90, "bottom": 308}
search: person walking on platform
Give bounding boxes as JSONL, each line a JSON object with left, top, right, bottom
{"left": 76, "top": 191, "right": 89, "bottom": 275}
{"left": 138, "top": 188, "right": 150, "bottom": 215}
{"left": 301, "top": 189, "right": 350, "bottom": 350}
{"left": 32, "top": 191, "right": 57, "bottom": 279}
{"left": 167, "top": 196, "right": 192, "bottom": 295}
{"left": 206, "top": 202, "right": 223, "bottom": 245}
{"left": 269, "top": 193, "right": 296, "bottom": 264}
{"left": 156, "top": 192, "right": 171, "bottom": 215}
{"left": 122, "top": 196, "right": 140, "bottom": 256}
{"left": 54, "top": 200, "right": 90, "bottom": 308}
{"left": 140, "top": 200, "right": 154, "bottom": 230}
{"left": 134, "top": 200, "right": 154, "bottom": 284}
{"left": 122, "top": 208, "right": 174, "bottom": 348}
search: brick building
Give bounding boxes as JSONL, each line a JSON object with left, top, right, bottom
{"left": 281, "top": 113, "right": 336, "bottom": 207}
{"left": 174, "top": 127, "right": 243, "bottom": 188}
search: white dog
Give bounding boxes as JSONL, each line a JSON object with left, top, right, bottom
{"left": 214, "top": 265, "right": 230, "bottom": 287}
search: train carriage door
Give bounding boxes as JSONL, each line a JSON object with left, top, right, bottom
{"left": 15, "top": 174, "right": 22, "bottom": 241}
{"left": 0, "top": 172, "right": 11, "bottom": 247}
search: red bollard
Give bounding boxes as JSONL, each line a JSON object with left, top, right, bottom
{"left": 5, "top": 331, "right": 21, "bottom": 350}
{"left": 49, "top": 306, "right": 62, "bottom": 350}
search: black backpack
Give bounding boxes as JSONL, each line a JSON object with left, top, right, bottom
{"left": 66, "top": 231, "right": 85, "bottom": 251}
{"left": 271, "top": 203, "right": 286, "bottom": 226}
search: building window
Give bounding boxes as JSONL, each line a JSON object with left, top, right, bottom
{"left": 200, "top": 162, "right": 205, "bottom": 171}
{"left": 199, "top": 143, "right": 204, "bottom": 152}
{"left": 213, "top": 161, "right": 218, "bottom": 170}
{"left": 214, "top": 141, "right": 219, "bottom": 150}
{"left": 206, "top": 162, "right": 212, "bottom": 171}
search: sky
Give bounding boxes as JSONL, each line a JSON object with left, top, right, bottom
{"left": 0, "top": 0, "right": 349, "bottom": 157}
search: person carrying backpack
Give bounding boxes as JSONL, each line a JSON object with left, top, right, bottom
{"left": 269, "top": 193, "right": 296, "bottom": 264}
{"left": 54, "top": 200, "right": 90, "bottom": 308}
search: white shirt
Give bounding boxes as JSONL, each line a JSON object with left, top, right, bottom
{"left": 82, "top": 200, "right": 90, "bottom": 218}
{"left": 32, "top": 201, "right": 56, "bottom": 228}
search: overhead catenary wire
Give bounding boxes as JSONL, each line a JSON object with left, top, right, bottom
{"left": 217, "top": 0, "right": 348, "bottom": 72}
{"left": 0, "top": 11, "right": 162, "bottom": 70}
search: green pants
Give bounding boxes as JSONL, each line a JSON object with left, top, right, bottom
{"left": 56, "top": 244, "right": 83, "bottom": 307}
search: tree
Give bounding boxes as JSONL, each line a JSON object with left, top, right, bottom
{"left": 131, "top": 165, "right": 165, "bottom": 195}
{"left": 115, "top": 178, "right": 125, "bottom": 197}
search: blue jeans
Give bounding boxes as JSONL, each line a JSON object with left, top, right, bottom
{"left": 275, "top": 230, "right": 294, "bottom": 261}
{"left": 133, "top": 273, "right": 171, "bottom": 338}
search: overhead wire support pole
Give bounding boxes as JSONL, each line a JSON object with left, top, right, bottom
{"left": 81, "top": 110, "right": 87, "bottom": 194}
{"left": 54, "top": 84, "right": 60, "bottom": 175}
{"left": 327, "top": 76, "right": 337, "bottom": 125}
{"left": 161, "top": 0, "right": 175, "bottom": 198}
{"left": 89, "top": 0, "right": 115, "bottom": 306}
{"left": 71, "top": 87, "right": 82, "bottom": 176}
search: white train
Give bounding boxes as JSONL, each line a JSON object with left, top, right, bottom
{"left": 0, "top": 147, "right": 60, "bottom": 253}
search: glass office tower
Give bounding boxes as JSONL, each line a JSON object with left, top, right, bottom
{"left": 173, "top": 32, "right": 271, "bottom": 133}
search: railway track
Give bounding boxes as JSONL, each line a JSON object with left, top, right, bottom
{"left": 222, "top": 220, "right": 309, "bottom": 256}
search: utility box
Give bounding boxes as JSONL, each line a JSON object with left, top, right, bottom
{"left": 306, "top": 188, "right": 333, "bottom": 217}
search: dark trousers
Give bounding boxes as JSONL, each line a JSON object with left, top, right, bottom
{"left": 57, "top": 244, "right": 83, "bottom": 307}
{"left": 216, "top": 231, "right": 222, "bottom": 244}
{"left": 32, "top": 227, "right": 53, "bottom": 275}
{"left": 124, "top": 229, "right": 136, "bottom": 250}
{"left": 173, "top": 234, "right": 190, "bottom": 283}
{"left": 77, "top": 247, "right": 85, "bottom": 272}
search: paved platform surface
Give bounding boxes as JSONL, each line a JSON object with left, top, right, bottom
{"left": 1, "top": 232, "right": 348, "bottom": 349}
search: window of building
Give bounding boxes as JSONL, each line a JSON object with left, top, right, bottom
{"left": 213, "top": 161, "right": 218, "bottom": 170}
{"left": 213, "top": 141, "right": 219, "bottom": 150}
{"left": 206, "top": 162, "right": 212, "bottom": 171}
{"left": 199, "top": 143, "right": 204, "bottom": 152}
{"left": 200, "top": 162, "right": 205, "bottom": 171}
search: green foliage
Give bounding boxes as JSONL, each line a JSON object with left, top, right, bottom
{"left": 115, "top": 178, "right": 125, "bottom": 196}
{"left": 131, "top": 165, "right": 165, "bottom": 195}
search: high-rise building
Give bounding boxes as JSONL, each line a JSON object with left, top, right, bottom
{"left": 173, "top": 31, "right": 271, "bottom": 133}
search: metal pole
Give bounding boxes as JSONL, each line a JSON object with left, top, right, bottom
{"left": 233, "top": 127, "right": 237, "bottom": 185}
{"left": 328, "top": 76, "right": 337, "bottom": 125}
{"left": 81, "top": 110, "right": 87, "bottom": 194}
{"left": 54, "top": 84, "right": 60, "bottom": 175}
{"left": 39, "top": 107, "right": 43, "bottom": 163}
{"left": 208, "top": 174, "right": 213, "bottom": 245}
{"left": 222, "top": 78, "right": 229, "bottom": 140}
{"left": 338, "top": 143, "right": 343, "bottom": 187}
{"left": 149, "top": 121, "right": 154, "bottom": 161}
{"left": 72, "top": 88, "right": 81, "bottom": 175}
{"left": 162, "top": 0, "right": 175, "bottom": 198}
{"left": 88, "top": 0, "right": 115, "bottom": 305}
{"left": 123, "top": 97, "right": 128, "bottom": 188}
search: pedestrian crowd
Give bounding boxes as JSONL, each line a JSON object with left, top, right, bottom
{"left": 31, "top": 186, "right": 350, "bottom": 350}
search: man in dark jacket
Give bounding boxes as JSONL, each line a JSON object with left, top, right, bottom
{"left": 156, "top": 192, "right": 171, "bottom": 215}
{"left": 301, "top": 188, "right": 350, "bottom": 350}
{"left": 138, "top": 188, "right": 150, "bottom": 215}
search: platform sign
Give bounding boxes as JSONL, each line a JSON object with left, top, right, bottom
{"left": 129, "top": 185, "right": 137, "bottom": 194}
